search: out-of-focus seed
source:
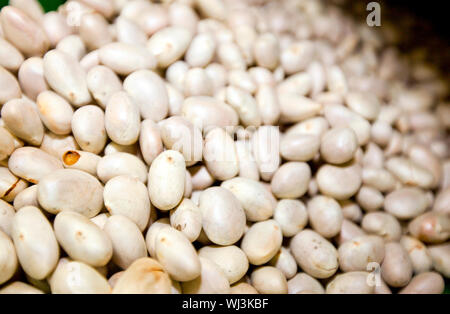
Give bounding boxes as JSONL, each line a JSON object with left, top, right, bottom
{"left": 400, "top": 236, "right": 433, "bottom": 274}
{"left": 381, "top": 242, "right": 413, "bottom": 287}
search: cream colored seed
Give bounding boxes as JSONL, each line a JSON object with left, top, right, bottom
{"left": 43, "top": 49, "right": 91, "bottom": 107}
{"left": 11, "top": 206, "right": 59, "bottom": 280}
{"left": 199, "top": 187, "right": 246, "bottom": 246}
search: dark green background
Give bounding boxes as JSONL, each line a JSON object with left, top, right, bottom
{"left": 0, "top": 0, "right": 65, "bottom": 12}
{"left": 0, "top": 0, "right": 449, "bottom": 295}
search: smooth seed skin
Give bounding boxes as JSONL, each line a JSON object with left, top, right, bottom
{"left": 235, "top": 140, "right": 260, "bottom": 181}
{"left": 0, "top": 66, "right": 21, "bottom": 107}
{"left": 400, "top": 236, "right": 433, "bottom": 274}
{"left": 362, "top": 167, "right": 397, "bottom": 193}
{"left": 386, "top": 157, "right": 434, "bottom": 189}
{"left": 271, "top": 162, "right": 311, "bottom": 199}
{"left": 115, "top": 17, "right": 147, "bottom": 46}
{"left": 71, "top": 105, "right": 107, "bottom": 154}
{"left": 273, "top": 199, "right": 308, "bottom": 237}
{"left": 123, "top": 70, "right": 169, "bottom": 121}
{"left": 86, "top": 65, "right": 122, "bottom": 109}
{"left": 99, "top": 42, "right": 156, "bottom": 75}
{"left": 183, "top": 96, "right": 239, "bottom": 130}
{"left": 356, "top": 186, "right": 384, "bottom": 212}
{"left": 399, "top": 272, "right": 445, "bottom": 294}
{"left": 43, "top": 49, "right": 91, "bottom": 107}
{"left": 345, "top": 92, "right": 380, "bottom": 121}
{"left": 287, "top": 273, "right": 325, "bottom": 294}
{"left": 104, "top": 215, "right": 147, "bottom": 270}
{"left": 221, "top": 177, "right": 276, "bottom": 222}
{"left": 148, "top": 150, "right": 185, "bottom": 210}
{"left": 320, "top": 127, "right": 358, "bottom": 164}
{"left": 8, "top": 147, "right": 63, "bottom": 184}
{"left": 290, "top": 229, "right": 338, "bottom": 279}
{"left": 185, "top": 33, "right": 216, "bottom": 68}
{"left": 159, "top": 116, "right": 203, "bottom": 167}
{"left": 79, "top": 13, "right": 113, "bottom": 51}
{"left": 97, "top": 152, "right": 148, "bottom": 184}
{"left": 203, "top": 127, "right": 239, "bottom": 181}
{"left": 11, "top": 206, "right": 59, "bottom": 280}
{"left": 251, "top": 266, "right": 287, "bottom": 294}
{"left": 381, "top": 242, "right": 414, "bottom": 288}
{"left": 104, "top": 175, "right": 150, "bottom": 232}
{"left": 0, "top": 281, "right": 44, "bottom": 294}
{"left": 226, "top": 86, "right": 261, "bottom": 127}
{"left": 338, "top": 235, "right": 385, "bottom": 272}
{"left": 384, "top": 187, "right": 428, "bottom": 220}
{"left": 241, "top": 220, "right": 282, "bottom": 265}
{"left": 199, "top": 187, "right": 246, "bottom": 246}
{"left": 269, "top": 247, "right": 298, "bottom": 280}
{"left": 280, "top": 133, "right": 320, "bottom": 162}
{"left": 37, "top": 169, "right": 104, "bottom": 218}
{"left": 307, "top": 195, "right": 343, "bottom": 238}
{"left": 0, "top": 229, "right": 18, "bottom": 284}
{"left": 0, "top": 37, "right": 24, "bottom": 71}
{"left": 428, "top": 244, "right": 450, "bottom": 278}
{"left": 54, "top": 211, "right": 113, "bottom": 267}
{"left": 155, "top": 227, "right": 201, "bottom": 282}
{"left": 0, "top": 6, "right": 49, "bottom": 56}
{"left": 41, "top": 11, "right": 72, "bottom": 47}
{"left": 199, "top": 245, "right": 249, "bottom": 284}
{"left": 147, "top": 26, "right": 192, "bottom": 68}
{"left": 139, "top": 119, "right": 163, "bottom": 166}
{"left": 37, "top": 91, "right": 74, "bottom": 135}
{"left": 279, "top": 94, "right": 321, "bottom": 124}
{"left": 0, "top": 200, "right": 15, "bottom": 236}
{"left": 230, "top": 282, "right": 259, "bottom": 294}
{"left": 361, "top": 212, "right": 402, "bottom": 242}
{"left": 316, "top": 162, "right": 362, "bottom": 200}
{"left": 112, "top": 258, "right": 171, "bottom": 294}
{"left": 189, "top": 165, "right": 215, "bottom": 191}
{"left": 145, "top": 217, "right": 170, "bottom": 256}
{"left": 181, "top": 257, "right": 230, "bottom": 294}
{"left": 326, "top": 272, "right": 374, "bottom": 294}
{"left": 256, "top": 84, "right": 280, "bottom": 125}
{"left": 13, "top": 185, "right": 39, "bottom": 211}
{"left": 1, "top": 98, "right": 44, "bottom": 146}
{"left": 170, "top": 199, "right": 202, "bottom": 242}
{"left": 433, "top": 187, "right": 450, "bottom": 214}
{"left": 408, "top": 212, "right": 450, "bottom": 244}
{"left": 50, "top": 260, "right": 111, "bottom": 294}
{"left": 0, "top": 127, "right": 15, "bottom": 161}
{"left": 105, "top": 91, "right": 141, "bottom": 146}
{"left": 56, "top": 35, "right": 86, "bottom": 61}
